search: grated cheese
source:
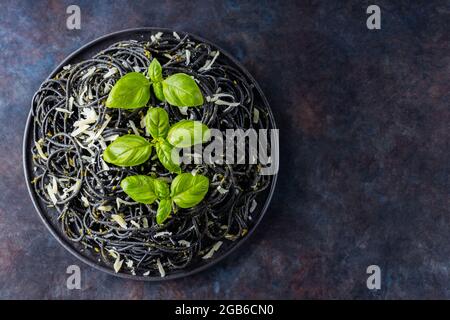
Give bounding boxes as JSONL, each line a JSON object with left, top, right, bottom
{"left": 253, "top": 108, "right": 260, "bottom": 123}
{"left": 103, "top": 67, "right": 117, "bottom": 79}
{"left": 157, "top": 258, "right": 165, "bottom": 277}
{"left": 202, "top": 241, "right": 223, "bottom": 259}
{"left": 81, "top": 66, "right": 96, "bottom": 80}
{"left": 34, "top": 140, "right": 47, "bottom": 160}
{"left": 129, "top": 120, "right": 140, "bottom": 136}
{"left": 111, "top": 214, "right": 127, "bottom": 229}
{"left": 185, "top": 49, "right": 191, "bottom": 65}
{"left": 199, "top": 51, "right": 220, "bottom": 72}
{"left": 97, "top": 205, "right": 113, "bottom": 211}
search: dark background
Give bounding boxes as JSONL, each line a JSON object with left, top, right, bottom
{"left": 0, "top": 0, "right": 448, "bottom": 299}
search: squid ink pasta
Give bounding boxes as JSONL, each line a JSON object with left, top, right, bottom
{"left": 28, "top": 31, "right": 275, "bottom": 278}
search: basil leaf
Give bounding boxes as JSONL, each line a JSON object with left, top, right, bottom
{"left": 166, "top": 120, "right": 210, "bottom": 148}
{"left": 155, "top": 140, "right": 181, "bottom": 173}
{"left": 170, "top": 173, "right": 209, "bottom": 208}
{"left": 152, "top": 82, "right": 165, "bottom": 102}
{"left": 148, "top": 58, "right": 163, "bottom": 83}
{"left": 145, "top": 107, "right": 169, "bottom": 139}
{"left": 120, "top": 175, "right": 158, "bottom": 204}
{"left": 103, "top": 134, "right": 152, "bottom": 166}
{"left": 162, "top": 73, "right": 204, "bottom": 107}
{"left": 106, "top": 72, "right": 150, "bottom": 109}
{"left": 155, "top": 178, "right": 170, "bottom": 199}
{"left": 156, "top": 199, "right": 172, "bottom": 225}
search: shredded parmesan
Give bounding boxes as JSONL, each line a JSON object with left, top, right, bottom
{"left": 217, "top": 185, "right": 229, "bottom": 194}
{"left": 253, "top": 108, "right": 260, "bottom": 123}
{"left": 179, "top": 106, "right": 188, "bottom": 115}
{"left": 68, "top": 96, "right": 74, "bottom": 112}
{"left": 250, "top": 199, "right": 258, "bottom": 213}
{"left": 97, "top": 205, "right": 113, "bottom": 211}
{"left": 116, "top": 197, "right": 137, "bottom": 210}
{"left": 173, "top": 31, "right": 180, "bottom": 40}
{"left": 142, "top": 217, "right": 149, "bottom": 228}
{"left": 101, "top": 158, "right": 109, "bottom": 171}
{"left": 55, "top": 107, "right": 73, "bottom": 116}
{"left": 111, "top": 214, "right": 127, "bottom": 229}
{"left": 202, "top": 241, "right": 223, "bottom": 259}
{"left": 156, "top": 258, "right": 165, "bottom": 277}
{"left": 199, "top": 51, "right": 220, "bottom": 72}
{"left": 78, "top": 86, "right": 87, "bottom": 106}
{"left": 46, "top": 181, "right": 58, "bottom": 205}
{"left": 185, "top": 49, "right": 191, "bottom": 65}
{"left": 129, "top": 120, "right": 140, "bottom": 136}
{"left": 81, "top": 196, "right": 89, "bottom": 207}
{"left": 86, "top": 114, "right": 111, "bottom": 143}
{"left": 34, "top": 140, "right": 47, "bottom": 160}
{"left": 103, "top": 67, "right": 117, "bottom": 79}
{"left": 81, "top": 66, "right": 96, "bottom": 80}
{"left": 154, "top": 231, "right": 172, "bottom": 238}
{"left": 214, "top": 100, "right": 240, "bottom": 107}
{"left": 130, "top": 220, "right": 140, "bottom": 228}
{"left": 104, "top": 134, "right": 119, "bottom": 142}
{"left": 113, "top": 256, "right": 123, "bottom": 273}
{"left": 178, "top": 240, "right": 191, "bottom": 247}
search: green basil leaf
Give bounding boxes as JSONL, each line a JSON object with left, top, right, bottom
{"left": 155, "top": 178, "right": 170, "bottom": 199}
{"left": 155, "top": 140, "right": 181, "bottom": 173}
{"left": 152, "top": 82, "right": 165, "bottom": 102}
{"left": 156, "top": 199, "right": 172, "bottom": 225}
{"left": 162, "top": 73, "right": 204, "bottom": 107}
{"left": 120, "top": 175, "right": 158, "bottom": 204}
{"left": 145, "top": 107, "right": 169, "bottom": 139}
{"left": 103, "top": 134, "right": 152, "bottom": 166}
{"left": 170, "top": 173, "right": 209, "bottom": 208}
{"left": 106, "top": 72, "right": 150, "bottom": 109}
{"left": 148, "top": 58, "right": 163, "bottom": 83}
{"left": 166, "top": 120, "right": 210, "bottom": 148}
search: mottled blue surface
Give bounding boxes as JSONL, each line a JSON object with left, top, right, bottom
{"left": 0, "top": 0, "right": 449, "bottom": 299}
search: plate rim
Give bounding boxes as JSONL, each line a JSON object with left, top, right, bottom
{"left": 23, "top": 27, "right": 278, "bottom": 281}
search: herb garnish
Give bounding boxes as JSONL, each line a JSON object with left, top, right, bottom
{"left": 121, "top": 173, "right": 209, "bottom": 224}
{"left": 106, "top": 58, "right": 203, "bottom": 108}
{"left": 102, "top": 58, "right": 210, "bottom": 225}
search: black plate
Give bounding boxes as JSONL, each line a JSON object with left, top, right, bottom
{"left": 23, "top": 27, "right": 278, "bottom": 281}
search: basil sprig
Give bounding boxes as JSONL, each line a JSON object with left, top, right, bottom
{"left": 162, "top": 73, "right": 204, "bottom": 107}
{"left": 106, "top": 72, "right": 150, "bottom": 109}
{"left": 121, "top": 173, "right": 209, "bottom": 225}
{"left": 149, "top": 58, "right": 204, "bottom": 107}
{"left": 156, "top": 199, "right": 172, "bottom": 225}
{"left": 145, "top": 107, "right": 169, "bottom": 139}
{"left": 101, "top": 55, "right": 211, "bottom": 224}
{"left": 103, "top": 107, "right": 210, "bottom": 172}
{"left": 170, "top": 173, "right": 209, "bottom": 208}
{"left": 103, "top": 135, "right": 152, "bottom": 166}
{"left": 148, "top": 58, "right": 163, "bottom": 83}
{"left": 155, "top": 139, "right": 181, "bottom": 174}
{"left": 120, "top": 175, "right": 161, "bottom": 204}
{"left": 105, "top": 58, "right": 203, "bottom": 109}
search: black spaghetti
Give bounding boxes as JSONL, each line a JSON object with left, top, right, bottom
{"left": 29, "top": 31, "right": 273, "bottom": 278}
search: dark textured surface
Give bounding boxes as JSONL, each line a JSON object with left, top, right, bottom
{"left": 0, "top": 0, "right": 449, "bottom": 299}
